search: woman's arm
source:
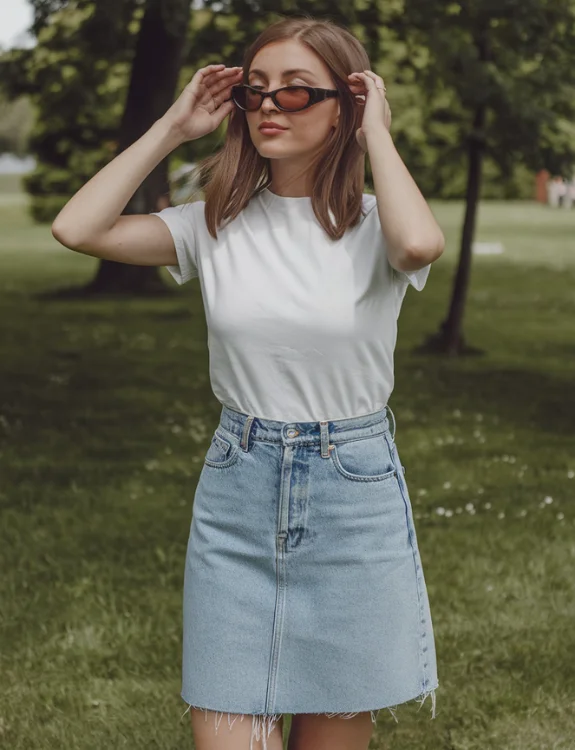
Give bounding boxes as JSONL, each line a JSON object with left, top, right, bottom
{"left": 51, "top": 118, "right": 184, "bottom": 264}
{"left": 366, "top": 125, "right": 445, "bottom": 272}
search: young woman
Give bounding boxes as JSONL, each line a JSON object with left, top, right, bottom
{"left": 52, "top": 15, "right": 444, "bottom": 750}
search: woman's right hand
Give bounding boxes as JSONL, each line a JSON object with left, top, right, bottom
{"left": 161, "top": 64, "right": 243, "bottom": 144}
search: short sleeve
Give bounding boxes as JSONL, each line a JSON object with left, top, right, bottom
{"left": 393, "top": 263, "right": 432, "bottom": 292}
{"left": 361, "top": 192, "right": 432, "bottom": 293}
{"left": 150, "top": 202, "right": 198, "bottom": 284}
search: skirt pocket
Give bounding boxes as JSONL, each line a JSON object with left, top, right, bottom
{"left": 204, "top": 428, "right": 241, "bottom": 469}
{"left": 330, "top": 431, "right": 397, "bottom": 483}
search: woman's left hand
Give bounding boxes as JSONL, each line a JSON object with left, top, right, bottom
{"left": 348, "top": 70, "right": 392, "bottom": 152}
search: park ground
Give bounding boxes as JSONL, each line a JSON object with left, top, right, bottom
{"left": 0, "top": 173, "right": 574, "bottom": 749}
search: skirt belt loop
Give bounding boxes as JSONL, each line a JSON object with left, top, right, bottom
{"left": 240, "top": 415, "right": 255, "bottom": 452}
{"left": 319, "top": 420, "right": 331, "bottom": 459}
{"left": 386, "top": 405, "right": 397, "bottom": 442}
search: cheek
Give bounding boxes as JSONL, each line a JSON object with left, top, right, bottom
{"left": 296, "top": 116, "right": 336, "bottom": 145}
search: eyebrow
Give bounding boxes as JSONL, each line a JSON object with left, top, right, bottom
{"left": 248, "top": 68, "right": 318, "bottom": 81}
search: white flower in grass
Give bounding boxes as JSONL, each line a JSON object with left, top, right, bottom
{"left": 465, "top": 502, "right": 474, "bottom": 512}
{"left": 544, "top": 496, "right": 553, "bottom": 504}
{"left": 435, "top": 507, "right": 446, "bottom": 515}
{"left": 473, "top": 429, "right": 482, "bottom": 438}
{"left": 417, "top": 488, "right": 428, "bottom": 497}
{"left": 518, "top": 509, "right": 527, "bottom": 517}
{"left": 445, "top": 509, "right": 453, "bottom": 517}
{"left": 557, "top": 512, "right": 565, "bottom": 520}
{"left": 486, "top": 584, "right": 494, "bottom": 592}
{"left": 477, "top": 488, "right": 484, "bottom": 495}
{"left": 171, "top": 424, "right": 182, "bottom": 434}
{"left": 443, "top": 481, "right": 452, "bottom": 489}
{"left": 475, "top": 414, "right": 484, "bottom": 422}
{"left": 498, "top": 511, "right": 505, "bottom": 519}
{"left": 456, "top": 507, "right": 463, "bottom": 514}
{"left": 484, "top": 502, "right": 492, "bottom": 509}
{"left": 568, "top": 471, "right": 574, "bottom": 479}
{"left": 453, "top": 409, "right": 462, "bottom": 418}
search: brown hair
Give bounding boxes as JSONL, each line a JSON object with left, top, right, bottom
{"left": 191, "top": 15, "right": 371, "bottom": 241}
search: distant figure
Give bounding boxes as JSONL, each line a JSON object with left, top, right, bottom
{"left": 563, "top": 176, "right": 575, "bottom": 210}
{"left": 547, "top": 176, "right": 566, "bottom": 208}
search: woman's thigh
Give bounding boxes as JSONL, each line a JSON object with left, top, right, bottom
{"left": 287, "top": 712, "right": 374, "bottom": 750}
{"left": 190, "top": 709, "right": 285, "bottom": 750}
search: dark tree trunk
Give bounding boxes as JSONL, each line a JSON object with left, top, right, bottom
{"left": 441, "top": 104, "right": 486, "bottom": 353}
{"left": 417, "top": 31, "right": 490, "bottom": 356}
{"left": 85, "top": 0, "right": 191, "bottom": 295}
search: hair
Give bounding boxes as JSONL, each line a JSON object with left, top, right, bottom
{"left": 190, "top": 15, "right": 372, "bottom": 241}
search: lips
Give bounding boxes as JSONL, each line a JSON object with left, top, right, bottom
{"left": 259, "top": 122, "right": 287, "bottom": 131}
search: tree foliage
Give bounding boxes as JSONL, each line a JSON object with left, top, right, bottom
{"left": 397, "top": 0, "right": 575, "bottom": 354}
{"left": 0, "top": 1, "right": 136, "bottom": 222}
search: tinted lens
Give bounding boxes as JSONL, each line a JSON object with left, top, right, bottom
{"left": 234, "top": 86, "right": 310, "bottom": 111}
{"left": 276, "top": 87, "right": 310, "bottom": 110}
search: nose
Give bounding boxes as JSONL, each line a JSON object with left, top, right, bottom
{"left": 260, "top": 95, "right": 279, "bottom": 114}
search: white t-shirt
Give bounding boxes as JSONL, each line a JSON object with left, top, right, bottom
{"left": 151, "top": 188, "right": 431, "bottom": 422}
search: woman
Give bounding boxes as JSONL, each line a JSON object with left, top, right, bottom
{"left": 52, "top": 15, "right": 444, "bottom": 750}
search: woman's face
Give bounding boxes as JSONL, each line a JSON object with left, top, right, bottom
{"left": 244, "top": 39, "right": 340, "bottom": 163}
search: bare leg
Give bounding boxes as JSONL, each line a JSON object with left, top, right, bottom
{"left": 189, "top": 707, "right": 285, "bottom": 750}
{"left": 287, "top": 711, "right": 374, "bottom": 750}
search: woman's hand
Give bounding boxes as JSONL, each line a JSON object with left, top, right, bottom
{"left": 348, "top": 70, "right": 392, "bottom": 152}
{"left": 161, "top": 64, "right": 243, "bottom": 144}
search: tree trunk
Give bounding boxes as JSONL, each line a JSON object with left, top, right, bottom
{"left": 441, "top": 104, "right": 486, "bottom": 354}
{"left": 417, "top": 30, "right": 490, "bottom": 356}
{"left": 85, "top": 0, "right": 190, "bottom": 295}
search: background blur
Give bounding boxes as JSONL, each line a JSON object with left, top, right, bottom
{"left": 1, "top": 1, "right": 574, "bottom": 748}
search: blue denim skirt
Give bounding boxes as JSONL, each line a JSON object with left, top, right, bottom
{"left": 181, "top": 404, "right": 439, "bottom": 745}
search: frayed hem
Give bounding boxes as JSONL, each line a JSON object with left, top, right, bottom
{"left": 181, "top": 705, "right": 283, "bottom": 750}
{"left": 385, "top": 685, "right": 438, "bottom": 723}
{"left": 180, "top": 686, "right": 438, "bottom": 747}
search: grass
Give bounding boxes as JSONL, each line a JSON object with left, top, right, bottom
{"left": 1, "top": 173, "right": 574, "bottom": 749}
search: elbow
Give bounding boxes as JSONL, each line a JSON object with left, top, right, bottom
{"left": 51, "top": 220, "right": 84, "bottom": 251}
{"left": 51, "top": 219, "right": 70, "bottom": 247}
{"left": 402, "top": 231, "right": 445, "bottom": 268}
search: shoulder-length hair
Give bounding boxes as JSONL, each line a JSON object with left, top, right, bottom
{"left": 192, "top": 15, "right": 371, "bottom": 241}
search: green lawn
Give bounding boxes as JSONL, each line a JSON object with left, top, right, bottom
{"left": 1, "top": 174, "right": 574, "bottom": 749}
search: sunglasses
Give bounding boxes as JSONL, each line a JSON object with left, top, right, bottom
{"left": 231, "top": 84, "right": 339, "bottom": 112}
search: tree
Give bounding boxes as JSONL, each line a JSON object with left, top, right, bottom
{"left": 87, "top": 0, "right": 192, "bottom": 294}
{"left": 0, "top": 0, "right": 191, "bottom": 295}
{"left": 396, "top": 0, "right": 575, "bottom": 355}
{"left": 0, "top": 2, "right": 135, "bottom": 225}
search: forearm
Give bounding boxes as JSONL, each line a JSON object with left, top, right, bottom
{"left": 366, "top": 124, "right": 444, "bottom": 271}
{"left": 52, "top": 117, "right": 183, "bottom": 246}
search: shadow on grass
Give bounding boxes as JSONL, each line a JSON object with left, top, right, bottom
{"left": 398, "top": 356, "right": 575, "bottom": 437}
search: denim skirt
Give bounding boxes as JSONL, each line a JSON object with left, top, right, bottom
{"left": 181, "top": 404, "right": 439, "bottom": 746}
